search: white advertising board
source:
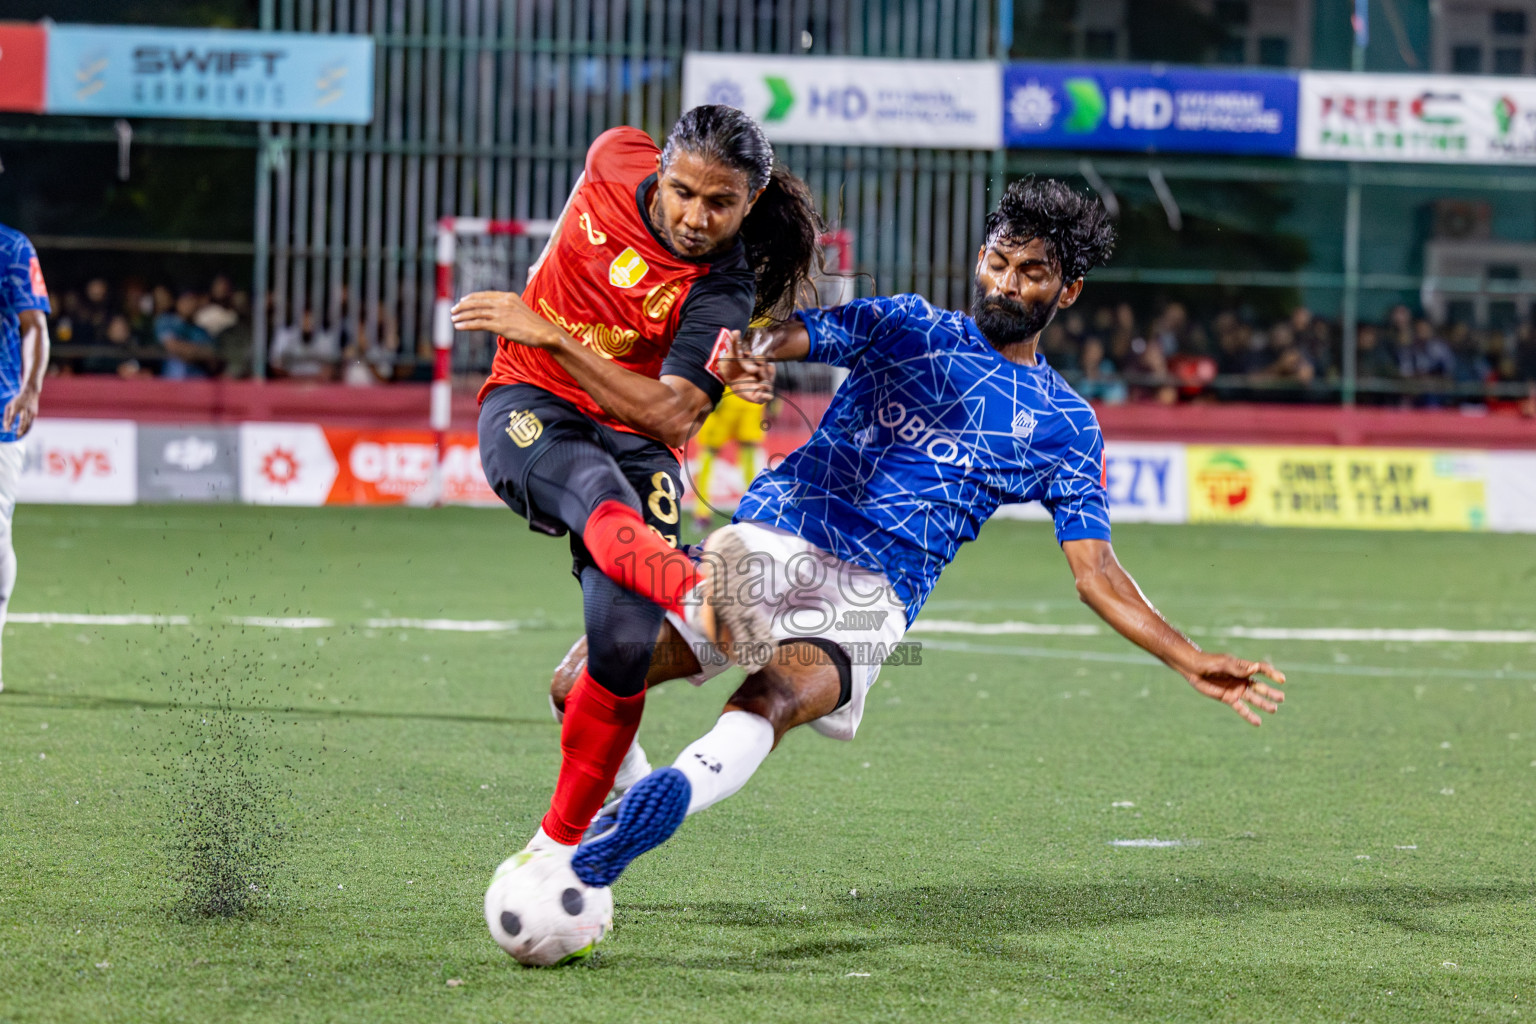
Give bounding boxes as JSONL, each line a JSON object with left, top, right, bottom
{"left": 18, "top": 418, "right": 137, "bottom": 504}
{"left": 682, "top": 53, "right": 1002, "bottom": 149}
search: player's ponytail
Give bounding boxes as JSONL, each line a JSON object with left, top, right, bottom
{"left": 663, "top": 105, "right": 823, "bottom": 322}
{"left": 740, "top": 166, "right": 822, "bottom": 322}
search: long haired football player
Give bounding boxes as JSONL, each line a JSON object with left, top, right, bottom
{"left": 450, "top": 106, "right": 822, "bottom": 856}
{"left": 543, "top": 178, "right": 1288, "bottom": 888}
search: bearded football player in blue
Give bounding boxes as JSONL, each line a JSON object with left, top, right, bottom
{"left": 549, "top": 177, "right": 1288, "bottom": 888}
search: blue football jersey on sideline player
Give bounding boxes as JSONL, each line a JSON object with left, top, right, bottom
{"left": 734, "top": 293, "right": 1111, "bottom": 626}
{"left": 0, "top": 224, "right": 50, "bottom": 443}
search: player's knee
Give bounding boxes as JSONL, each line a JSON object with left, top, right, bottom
{"left": 550, "top": 635, "right": 588, "bottom": 709}
{"left": 584, "top": 628, "right": 653, "bottom": 698}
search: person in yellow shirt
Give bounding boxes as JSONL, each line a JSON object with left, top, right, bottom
{"left": 690, "top": 385, "right": 768, "bottom": 531}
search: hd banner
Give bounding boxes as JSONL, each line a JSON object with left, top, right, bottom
{"left": 1187, "top": 445, "right": 1489, "bottom": 531}
{"left": 682, "top": 53, "right": 1002, "bottom": 149}
{"left": 44, "top": 24, "right": 374, "bottom": 123}
{"left": 1003, "top": 63, "right": 1298, "bottom": 155}
{"left": 1298, "top": 71, "right": 1536, "bottom": 164}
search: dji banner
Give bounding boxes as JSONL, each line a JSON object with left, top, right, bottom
{"left": 137, "top": 425, "right": 239, "bottom": 503}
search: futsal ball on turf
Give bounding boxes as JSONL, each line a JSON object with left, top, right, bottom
{"left": 484, "top": 850, "right": 613, "bottom": 966}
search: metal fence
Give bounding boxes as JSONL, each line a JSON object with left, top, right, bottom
{"left": 254, "top": 0, "right": 1004, "bottom": 379}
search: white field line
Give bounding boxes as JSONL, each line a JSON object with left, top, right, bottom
{"left": 12, "top": 612, "right": 1536, "bottom": 648}
{"left": 10, "top": 613, "right": 193, "bottom": 626}
{"left": 909, "top": 620, "right": 1536, "bottom": 644}
{"left": 1109, "top": 839, "right": 1188, "bottom": 848}
{"left": 11, "top": 613, "right": 525, "bottom": 633}
{"left": 918, "top": 638, "right": 1536, "bottom": 681}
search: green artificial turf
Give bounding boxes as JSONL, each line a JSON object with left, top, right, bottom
{"left": 2, "top": 505, "right": 1534, "bottom": 1023}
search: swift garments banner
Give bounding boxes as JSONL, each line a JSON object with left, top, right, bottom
{"left": 45, "top": 24, "right": 374, "bottom": 123}
{"left": 1298, "top": 71, "right": 1536, "bottom": 164}
{"left": 1187, "top": 445, "right": 1488, "bottom": 530}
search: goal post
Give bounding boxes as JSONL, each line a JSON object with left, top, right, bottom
{"left": 431, "top": 216, "right": 557, "bottom": 502}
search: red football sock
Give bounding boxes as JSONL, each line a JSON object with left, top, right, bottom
{"left": 581, "top": 499, "right": 700, "bottom": 613}
{"left": 540, "top": 669, "right": 646, "bottom": 846}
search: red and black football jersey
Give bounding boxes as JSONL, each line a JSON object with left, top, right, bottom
{"left": 478, "top": 127, "right": 755, "bottom": 436}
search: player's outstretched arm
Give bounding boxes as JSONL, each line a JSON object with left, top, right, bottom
{"left": 1060, "top": 538, "right": 1286, "bottom": 726}
{"left": 452, "top": 289, "right": 711, "bottom": 448}
{"left": 717, "top": 319, "right": 810, "bottom": 404}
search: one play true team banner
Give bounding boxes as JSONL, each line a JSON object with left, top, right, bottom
{"left": 682, "top": 53, "right": 1003, "bottom": 149}
{"left": 1187, "top": 445, "right": 1489, "bottom": 531}
{"left": 44, "top": 24, "right": 374, "bottom": 123}
{"left": 1297, "top": 71, "right": 1536, "bottom": 164}
{"left": 1003, "top": 64, "right": 1298, "bottom": 156}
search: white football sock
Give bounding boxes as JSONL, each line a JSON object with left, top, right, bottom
{"left": 523, "top": 826, "right": 575, "bottom": 857}
{"left": 612, "top": 737, "right": 653, "bottom": 795}
{"left": 672, "top": 710, "right": 775, "bottom": 816}
{"left": 0, "top": 518, "right": 15, "bottom": 692}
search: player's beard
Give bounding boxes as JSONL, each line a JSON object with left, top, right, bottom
{"left": 970, "top": 279, "right": 1062, "bottom": 352}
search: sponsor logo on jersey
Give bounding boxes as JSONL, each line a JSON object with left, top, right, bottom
{"left": 505, "top": 409, "right": 544, "bottom": 448}
{"left": 608, "top": 247, "right": 649, "bottom": 288}
{"left": 875, "top": 400, "right": 974, "bottom": 467}
{"left": 578, "top": 211, "right": 607, "bottom": 246}
{"left": 642, "top": 280, "right": 682, "bottom": 321}
{"left": 535, "top": 298, "right": 638, "bottom": 359}
{"left": 27, "top": 256, "right": 47, "bottom": 299}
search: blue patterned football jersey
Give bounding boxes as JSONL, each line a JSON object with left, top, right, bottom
{"left": 734, "top": 294, "right": 1111, "bottom": 626}
{"left": 0, "top": 223, "right": 49, "bottom": 442}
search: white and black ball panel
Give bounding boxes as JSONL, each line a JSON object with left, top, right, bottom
{"left": 484, "top": 850, "right": 613, "bottom": 967}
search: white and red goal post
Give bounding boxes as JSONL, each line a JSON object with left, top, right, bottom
{"left": 432, "top": 216, "right": 558, "bottom": 437}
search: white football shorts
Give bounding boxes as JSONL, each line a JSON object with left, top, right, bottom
{"left": 0, "top": 440, "right": 24, "bottom": 524}
{"left": 666, "top": 522, "right": 909, "bottom": 741}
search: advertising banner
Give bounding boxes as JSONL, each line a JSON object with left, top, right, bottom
{"left": 682, "top": 52, "right": 1002, "bottom": 149}
{"left": 138, "top": 425, "right": 238, "bottom": 502}
{"left": 239, "top": 425, "right": 496, "bottom": 507}
{"left": 0, "top": 23, "right": 47, "bottom": 113}
{"left": 994, "top": 441, "right": 1188, "bottom": 524}
{"left": 239, "top": 423, "right": 338, "bottom": 506}
{"left": 1187, "top": 445, "right": 1488, "bottom": 531}
{"left": 45, "top": 25, "right": 374, "bottom": 123}
{"left": 1298, "top": 71, "right": 1536, "bottom": 164}
{"left": 325, "top": 429, "right": 497, "bottom": 507}
{"left": 1003, "top": 63, "right": 1297, "bottom": 155}
{"left": 18, "top": 419, "right": 137, "bottom": 505}
{"left": 1487, "top": 452, "right": 1536, "bottom": 533}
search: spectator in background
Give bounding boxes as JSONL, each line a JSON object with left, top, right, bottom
{"left": 1075, "top": 334, "right": 1127, "bottom": 404}
{"left": 79, "top": 315, "right": 152, "bottom": 377}
{"left": 1401, "top": 318, "right": 1455, "bottom": 383}
{"left": 1150, "top": 301, "right": 1189, "bottom": 356}
{"left": 1516, "top": 321, "right": 1536, "bottom": 417}
{"left": 72, "top": 278, "right": 113, "bottom": 345}
{"left": 155, "top": 290, "right": 220, "bottom": 379}
{"left": 270, "top": 309, "right": 341, "bottom": 380}
{"left": 1447, "top": 323, "right": 1491, "bottom": 391}
{"left": 1254, "top": 322, "right": 1315, "bottom": 390}
{"left": 1353, "top": 323, "right": 1401, "bottom": 403}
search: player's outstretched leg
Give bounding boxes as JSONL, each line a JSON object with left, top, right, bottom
{"left": 570, "top": 766, "right": 693, "bottom": 887}
{"left": 571, "top": 645, "right": 844, "bottom": 885}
